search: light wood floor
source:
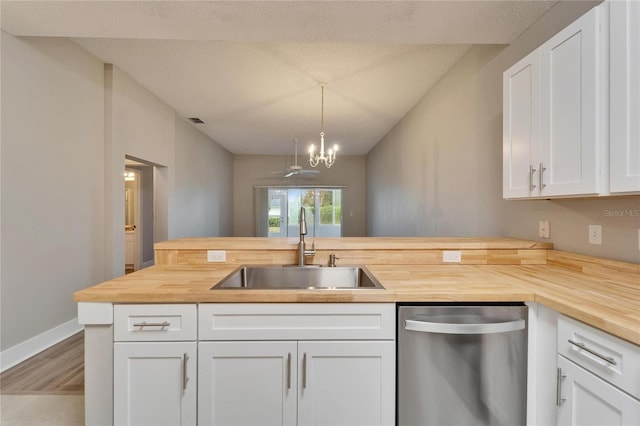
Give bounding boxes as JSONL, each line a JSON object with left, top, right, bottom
{"left": 1, "top": 331, "right": 84, "bottom": 395}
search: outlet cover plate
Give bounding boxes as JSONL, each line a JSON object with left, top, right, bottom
{"left": 588, "top": 225, "right": 602, "bottom": 245}
{"left": 443, "top": 250, "right": 462, "bottom": 263}
{"left": 207, "top": 250, "right": 227, "bottom": 262}
{"left": 538, "top": 220, "right": 550, "bottom": 238}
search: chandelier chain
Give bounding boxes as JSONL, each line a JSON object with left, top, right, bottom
{"left": 321, "top": 85, "right": 324, "bottom": 132}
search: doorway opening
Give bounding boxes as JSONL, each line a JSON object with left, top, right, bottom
{"left": 124, "top": 156, "right": 156, "bottom": 273}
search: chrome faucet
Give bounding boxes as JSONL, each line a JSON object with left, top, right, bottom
{"left": 297, "top": 207, "right": 316, "bottom": 266}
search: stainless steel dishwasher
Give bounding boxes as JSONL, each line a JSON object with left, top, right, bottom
{"left": 398, "top": 304, "right": 528, "bottom": 426}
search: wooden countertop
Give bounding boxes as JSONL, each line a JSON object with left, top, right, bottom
{"left": 74, "top": 251, "right": 640, "bottom": 345}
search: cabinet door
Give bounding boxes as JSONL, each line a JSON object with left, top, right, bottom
{"left": 198, "top": 341, "right": 297, "bottom": 426}
{"left": 298, "top": 341, "right": 395, "bottom": 426}
{"left": 503, "top": 49, "right": 541, "bottom": 199}
{"left": 610, "top": 0, "right": 640, "bottom": 193}
{"left": 557, "top": 356, "right": 640, "bottom": 426}
{"left": 114, "top": 342, "right": 196, "bottom": 426}
{"left": 540, "top": 7, "right": 601, "bottom": 196}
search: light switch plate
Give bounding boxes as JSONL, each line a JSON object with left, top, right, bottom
{"left": 443, "top": 250, "right": 462, "bottom": 263}
{"left": 588, "top": 225, "right": 602, "bottom": 245}
{"left": 207, "top": 250, "right": 227, "bottom": 262}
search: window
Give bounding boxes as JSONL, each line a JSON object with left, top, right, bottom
{"left": 254, "top": 187, "right": 343, "bottom": 237}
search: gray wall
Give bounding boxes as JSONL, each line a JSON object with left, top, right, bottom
{"left": 171, "top": 116, "right": 233, "bottom": 238}
{"left": 0, "top": 33, "right": 234, "bottom": 353}
{"left": 1, "top": 34, "right": 106, "bottom": 350}
{"left": 367, "top": 1, "right": 639, "bottom": 263}
{"left": 233, "top": 155, "right": 366, "bottom": 237}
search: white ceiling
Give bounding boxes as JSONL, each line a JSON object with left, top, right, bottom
{"left": 1, "top": 1, "right": 557, "bottom": 155}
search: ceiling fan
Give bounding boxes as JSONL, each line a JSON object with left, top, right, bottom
{"left": 270, "top": 139, "right": 320, "bottom": 178}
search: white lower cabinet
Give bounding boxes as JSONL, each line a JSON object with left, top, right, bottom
{"left": 109, "top": 303, "right": 395, "bottom": 425}
{"left": 113, "top": 304, "right": 198, "bottom": 426}
{"left": 557, "top": 356, "right": 640, "bottom": 425}
{"left": 297, "top": 340, "right": 395, "bottom": 426}
{"left": 198, "top": 340, "right": 395, "bottom": 426}
{"left": 114, "top": 342, "right": 197, "bottom": 426}
{"left": 198, "top": 303, "right": 396, "bottom": 426}
{"left": 556, "top": 314, "right": 640, "bottom": 426}
{"left": 198, "top": 341, "right": 297, "bottom": 426}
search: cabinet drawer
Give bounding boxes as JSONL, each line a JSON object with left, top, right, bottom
{"left": 199, "top": 303, "right": 395, "bottom": 341}
{"left": 558, "top": 315, "right": 640, "bottom": 399}
{"left": 114, "top": 304, "right": 197, "bottom": 341}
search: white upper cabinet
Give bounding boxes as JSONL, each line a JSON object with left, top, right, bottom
{"left": 610, "top": 0, "right": 640, "bottom": 193}
{"left": 504, "top": 1, "right": 640, "bottom": 199}
{"left": 503, "top": 50, "right": 541, "bottom": 198}
{"left": 539, "top": 7, "right": 601, "bottom": 197}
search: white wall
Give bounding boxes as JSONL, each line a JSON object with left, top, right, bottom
{"left": 170, "top": 116, "right": 233, "bottom": 238}
{"left": 233, "top": 155, "right": 366, "bottom": 237}
{"left": 0, "top": 33, "right": 105, "bottom": 350}
{"left": 368, "top": 1, "right": 640, "bottom": 263}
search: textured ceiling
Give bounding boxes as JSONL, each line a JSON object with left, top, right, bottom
{"left": 1, "top": 1, "right": 557, "bottom": 155}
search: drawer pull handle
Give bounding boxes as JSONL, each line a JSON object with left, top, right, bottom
{"left": 132, "top": 321, "right": 171, "bottom": 328}
{"left": 568, "top": 339, "right": 617, "bottom": 365}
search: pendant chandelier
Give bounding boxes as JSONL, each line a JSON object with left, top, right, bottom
{"left": 308, "top": 84, "right": 338, "bottom": 168}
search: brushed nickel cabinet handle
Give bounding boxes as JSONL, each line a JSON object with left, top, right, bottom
{"left": 132, "top": 321, "right": 170, "bottom": 328}
{"left": 539, "top": 163, "right": 547, "bottom": 190}
{"left": 182, "top": 353, "right": 189, "bottom": 390}
{"left": 556, "top": 367, "right": 566, "bottom": 406}
{"left": 302, "top": 352, "right": 307, "bottom": 389}
{"left": 287, "top": 353, "right": 292, "bottom": 390}
{"left": 568, "top": 339, "right": 617, "bottom": 365}
{"left": 529, "top": 165, "right": 537, "bottom": 192}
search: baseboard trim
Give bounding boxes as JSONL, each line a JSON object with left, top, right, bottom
{"left": 142, "top": 260, "right": 154, "bottom": 269}
{"left": 1, "top": 318, "right": 83, "bottom": 372}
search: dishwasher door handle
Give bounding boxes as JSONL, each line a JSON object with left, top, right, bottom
{"left": 404, "top": 318, "right": 525, "bottom": 334}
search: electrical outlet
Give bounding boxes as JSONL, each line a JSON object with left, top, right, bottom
{"left": 538, "top": 220, "right": 550, "bottom": 238}
{"left": 207, "top": 250, "right": 227, "bottom": 262}
{"left": 443, "top": 251, "right": 462, "bottom": 263}
{"left": 588, "top": 225, "right": 602, "bottom": 245}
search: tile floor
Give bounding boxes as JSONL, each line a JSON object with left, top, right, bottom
{"left": 0, "top": 394, "right": 84, "bottom": 425}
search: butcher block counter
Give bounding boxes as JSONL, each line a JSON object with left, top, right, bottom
{"left": 74, "top": 237, "right": 640, "bottom": 345}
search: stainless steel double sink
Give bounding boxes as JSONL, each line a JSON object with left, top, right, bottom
{"left": 211, "top": 265, "right": 384, "bottom": 290}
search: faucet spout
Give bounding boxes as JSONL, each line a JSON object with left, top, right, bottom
{"left": 300, "top": 206, "right": 307, "bottom": 236}
{"left": 297, "top": 207, "right": 316, "bottom": 266}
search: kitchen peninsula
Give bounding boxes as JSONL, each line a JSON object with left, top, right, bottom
{"left": 74, "top": 237, "right": 640, "bottom": 425}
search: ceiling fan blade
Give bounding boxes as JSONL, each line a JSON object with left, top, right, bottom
{"left": 284, "top": 171, "right": 296, "bottom": 178}
{"left": 299, "top": 169, "right": 320, "bottom": 174}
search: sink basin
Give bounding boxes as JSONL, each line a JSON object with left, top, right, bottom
{"left": 211, "top": 265, "right": 385, "bottom": 290}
